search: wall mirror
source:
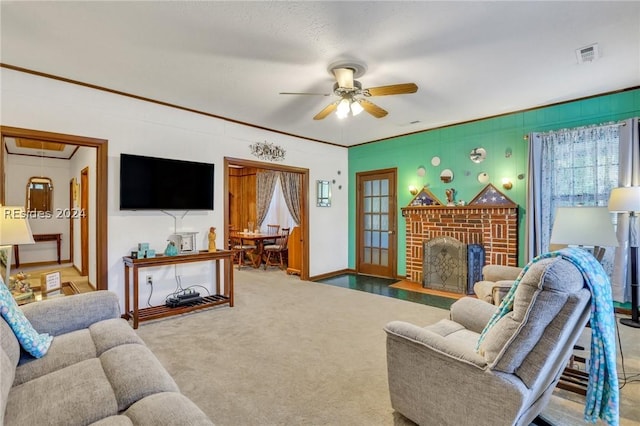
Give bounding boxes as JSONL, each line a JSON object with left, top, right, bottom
{"left": 470, "top": 147, "right": 487, "bottom": 163}
{"left": 26, "top": 176, "right": 53, "bottom": 212}
{"left": 316, "top": 180, "right": 331, "bottom": 207}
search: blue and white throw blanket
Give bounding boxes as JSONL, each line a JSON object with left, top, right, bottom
{"left": 477, "top": 247, "right": 619, "bottom": 425}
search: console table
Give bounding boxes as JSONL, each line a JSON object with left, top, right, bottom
{"left": 122, "top": 250, "right": 234, "bottom": 328}
{"left": 13, "top": 233, "right": 62, "bottom": 267}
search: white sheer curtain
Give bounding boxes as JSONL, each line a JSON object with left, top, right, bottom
{"left": 260, "top": 176, "right": 296, "bottom": 232}
{"left": 526, "top": 123, "right": 622, "bottom": 295}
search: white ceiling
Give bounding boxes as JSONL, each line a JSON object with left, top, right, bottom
{"left": 1, "top": 1, "right": 639, "bottom": 147}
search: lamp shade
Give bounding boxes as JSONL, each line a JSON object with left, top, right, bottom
{"left": 608, "top": 186, "right": 640, "bottom": 212}
{"left": 550, "top": 206, "right": 618, "bottom": 247}
{"left": 0, "top": 206, "right": 35, "bottom": 245}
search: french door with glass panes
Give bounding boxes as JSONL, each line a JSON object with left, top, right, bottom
{"left": 356, "top": 169, "right": 397, "bottom": 278}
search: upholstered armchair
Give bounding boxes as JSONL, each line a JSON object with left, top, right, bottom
{"left": 473, "top": 264, "right": 523, "bottom": 305}
{"left": 384, "top": 257, "right": 592, "bottom": 426}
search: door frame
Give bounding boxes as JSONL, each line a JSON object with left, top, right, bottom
{"left": 0, "top": 126, "right": 108, "bottom": 290}
{"left": 223, "top": 157, "right": 309, "bottom": 280}
{"left": 80, "top": 167, "right": 90, "bottom": 276}
{"left": 355, "top": 168, "right": 398, "bottom": 278}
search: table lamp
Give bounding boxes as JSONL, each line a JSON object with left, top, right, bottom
{"left": 550, "top": 206, "right": 619, "bottom": 262}
{"left": 608, "top": 186, "right": 640, "bottom": 328}
{"left": 0, "top": 206, "right": 35, "bottom": 286}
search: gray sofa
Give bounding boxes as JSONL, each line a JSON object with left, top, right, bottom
{"left": 1, "top": 291, "right": 213, "bottom": 425}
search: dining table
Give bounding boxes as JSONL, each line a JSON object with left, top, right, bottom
{"left": 231, "top": 231, "right": 278, "bottom": 268}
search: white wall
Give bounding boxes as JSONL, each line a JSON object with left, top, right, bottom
{"left": 1, "top": 68, "right": 349, "bottom": 308}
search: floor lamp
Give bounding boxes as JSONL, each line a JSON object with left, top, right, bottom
{"left": 0, "top": 206, "right": 35, "bottom": 286}
{"left": 550, "top": 206, "right": 619, "bottom": 262}
{"left": 608, "top": 187, "right": 640, "bottom": 328}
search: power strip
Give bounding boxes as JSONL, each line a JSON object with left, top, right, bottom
{"left": 166, "top": 294, "right": 202, "bottom": 308}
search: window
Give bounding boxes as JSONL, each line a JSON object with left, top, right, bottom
{"left": 536, "top": 124, "right": 620, "bottom": 271}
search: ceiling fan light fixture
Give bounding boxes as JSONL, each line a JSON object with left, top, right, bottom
{"left": 350, "top": 99, "right": 364, "bottom": 116}
{"left": 336, "top": 98, "right": 350, "bottom": 119}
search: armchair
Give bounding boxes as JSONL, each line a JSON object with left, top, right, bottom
{"left": 384, "top": 257, "right": 592, "bottom": 426}
{"left": 473, "top": 264, "right": 522, "bottom": 305}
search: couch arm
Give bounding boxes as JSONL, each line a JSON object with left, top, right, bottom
{"left": 449, "top": 297, "right": 497, "bottom": 334}
{"left": 384, "top": 320, "right": 487, "bottom": 368}
{"left": 21, "top": 291, "right": 121, "bottom": 336}
{"left": 385, "top": 320, "right": 528, "bottom": 425}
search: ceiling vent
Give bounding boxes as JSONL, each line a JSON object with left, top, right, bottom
{"left": 576, "top": 43, "right": 599, "bottom": 64}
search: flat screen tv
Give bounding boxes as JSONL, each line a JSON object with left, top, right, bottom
{"left": 120, "top": 154, "right": 214, "bottom": 210}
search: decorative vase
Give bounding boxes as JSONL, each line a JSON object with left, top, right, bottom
{"left": 164, "top": 241, "right": 179, "bottom": 256}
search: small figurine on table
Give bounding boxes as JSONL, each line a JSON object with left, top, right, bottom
{"left": 208, "top": 227, "right": 217, "bottom": 252}
{"left": 445, "top": 188, "right": 456, "bottom": 206}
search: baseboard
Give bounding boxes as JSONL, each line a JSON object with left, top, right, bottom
{"left": 12, "top": 259, "right": 72, "bottom": 269}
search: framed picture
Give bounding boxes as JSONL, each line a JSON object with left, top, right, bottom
{"left": 41, "top": 270, "right": 62, "bottom": 296}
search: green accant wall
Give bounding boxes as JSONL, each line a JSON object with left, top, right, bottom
{"left": 348, "top": 88, "right": 640, "bottom": 274}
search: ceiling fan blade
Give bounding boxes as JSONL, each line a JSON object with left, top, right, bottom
{"left": 333, "top": 68, "right": 354, "bottom": 89}
{"left": 279, "top": 92, "right": 330, "bottom": 96}
{"left": 364, "top": 83, "right": 418, "bottom": 97}
{"left": 359, "top": 99, "right": 388, "bottom": 118}
{"left": 313, "top": 102, "right": 339, "bottom": 120}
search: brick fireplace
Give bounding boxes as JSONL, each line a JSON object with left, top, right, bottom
{"left": 401, "top": 184, "right": 518, "bottom": 285}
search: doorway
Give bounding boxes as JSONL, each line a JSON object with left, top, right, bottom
{"left": 356, "top": 168, "right": 397, "bottom": 278}
{"left": 0, "top": 126, "right": 108, "bottom": 290}
{"left": 223, "top": 157, "right": 309, "bottom": 280}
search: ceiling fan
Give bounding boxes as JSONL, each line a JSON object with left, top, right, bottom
{"left": 280, "top": 60, "right": 418, "bottom": 120}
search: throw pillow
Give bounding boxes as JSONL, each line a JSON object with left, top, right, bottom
{"left": 0, "top": 276, "right": 53, "bottom": 358}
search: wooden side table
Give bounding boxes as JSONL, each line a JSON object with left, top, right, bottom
{"left": 14, "top": 233, "right": 62, "bottom": 267}
{"left": 122, "top": 250, "right": 234, "bottom": 329}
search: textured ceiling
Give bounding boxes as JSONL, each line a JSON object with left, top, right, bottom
{"left": 1, "top": 1, "right": 639, "bottom": 147}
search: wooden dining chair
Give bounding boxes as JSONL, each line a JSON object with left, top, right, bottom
{"left": 263, "top": 224, "right": 281, "bottom": 245}
{"left": 230, "top": 230, "right": 257, "bottom": 269}
{"left": 263, "top": 228, "right": 290, "bottom": 270}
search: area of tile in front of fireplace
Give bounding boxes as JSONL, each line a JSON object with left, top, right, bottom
{"left": 314, "top": 273, "right": 455, "bottom": 310}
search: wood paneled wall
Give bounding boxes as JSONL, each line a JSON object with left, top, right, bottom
{"left": 228, "top": 167, "right": 257, "bottom": 231}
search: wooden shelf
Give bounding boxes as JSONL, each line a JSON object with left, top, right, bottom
{"left": 132, "top": 295, "right": 231, "bottom": 323}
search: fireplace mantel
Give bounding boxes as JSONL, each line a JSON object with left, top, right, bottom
{"left": 402, "top": 199, "right": 518, "bottom": 284}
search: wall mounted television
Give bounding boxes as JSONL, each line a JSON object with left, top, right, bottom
{"left": 120, "top": 153, "right": 214, "bottom": 210}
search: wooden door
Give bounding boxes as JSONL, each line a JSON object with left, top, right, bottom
{"left": 356, "top": 169, "right": 397, "bottom": 278}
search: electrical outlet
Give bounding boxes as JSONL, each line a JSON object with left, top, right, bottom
{"left": 146, "top": 275, "right": 153, "bottom": 285}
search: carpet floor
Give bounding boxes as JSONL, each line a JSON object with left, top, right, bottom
{"left": 134, "top": 268, "right": 640, "bottom": 425}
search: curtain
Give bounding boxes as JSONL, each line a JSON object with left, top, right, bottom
{"left": 526, "top": 134, "right": 544, "bottom": 262}
{"left": 256, "top": 170, "right": 278, "bottom": 226}
{"left": 526, "top": 123, "right": 622, "bottom": 293}
{"left": 279, "top": 171, "right": 302, "bottom": 225}
{"left": 611, "top": 118, "right": 640, "bottom": 302}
